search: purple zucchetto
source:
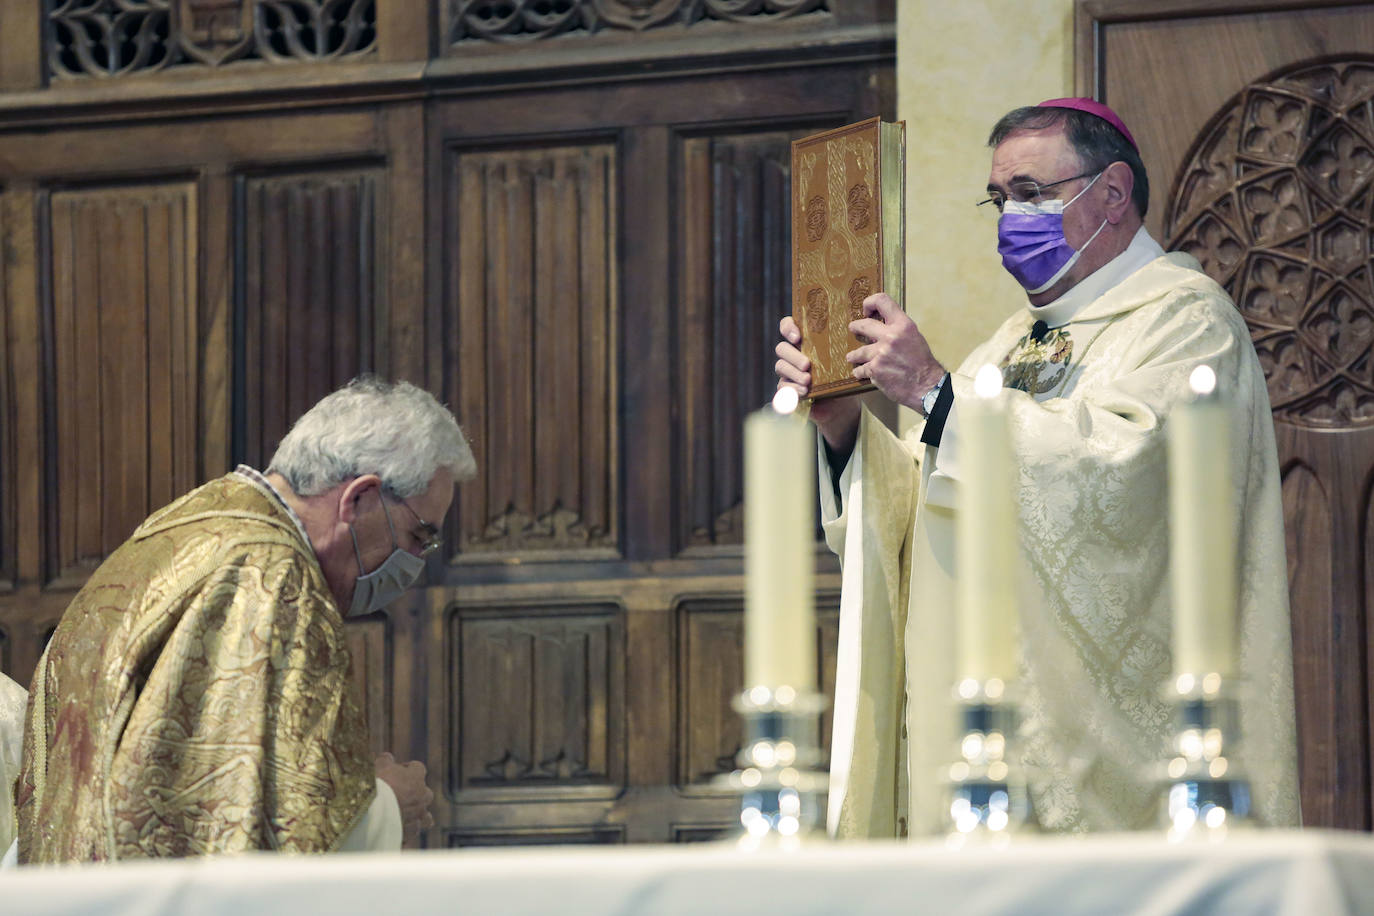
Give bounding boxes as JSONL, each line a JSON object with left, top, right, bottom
{"left": 1038, "top": 97, "right": 1138, "bottom": 150}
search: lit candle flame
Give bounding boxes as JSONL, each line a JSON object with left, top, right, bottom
{"left": 1189, "top": 365, "right": 1217, "bottom": 396}
{"left": 974, "top": 364, "right": 1003, "bottom": 398}
{"left": 772, "top": 386, "right": 800, "bottom": 415}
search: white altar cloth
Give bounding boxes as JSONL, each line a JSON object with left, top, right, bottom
{"left": 4, "top": 830, "right": 1372, "bottom": 915}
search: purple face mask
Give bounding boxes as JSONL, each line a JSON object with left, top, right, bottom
{"left": 997, "top": 172, "right": 1106, "bottom": 295}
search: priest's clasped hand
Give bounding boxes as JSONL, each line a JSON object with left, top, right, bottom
{"left": 847, "top": 292, "right": 946, "bottom": 413}
{"left": 375, "top": 752, "right": 436, "bottom": 849}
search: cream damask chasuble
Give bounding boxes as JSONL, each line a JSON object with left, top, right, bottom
{"left": 821, "top": 251, "right": 1299, "bottom": 838}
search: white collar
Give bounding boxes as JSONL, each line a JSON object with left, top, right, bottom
{"left": 1026, "top": 225, "right": 1165, "bottom": 327}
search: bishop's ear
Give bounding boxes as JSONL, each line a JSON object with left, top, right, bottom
{"left": 1102, "top": 160, "right": 1135, "bottom": 222}
{"left": 338, "top": 474, "right": 383, "bottom": 524}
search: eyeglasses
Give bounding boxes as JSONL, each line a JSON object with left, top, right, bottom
{"left": 978, "top": 170, "right": 1100, "bottom": 212}
{"left": 392, "top": 498, "right": 443, "bottom": 557}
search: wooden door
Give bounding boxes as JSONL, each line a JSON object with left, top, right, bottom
{"left": 1079, "top": 0, "right": 1374, "bottom": 829}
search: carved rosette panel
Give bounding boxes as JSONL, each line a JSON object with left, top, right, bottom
{"left": 47, "top": 183, "right": 200, "bottom": 584}
{"left": 448, "top": 0, "right": 827, "bottom": 44}
{"left": 451, "top": 603, "right": 624, "bottom": 796}
{"left": 447, "top": 145, "right": 617, "bottom": 556}
{"left": 46, "top": 0, "right": 377, "bottom": 78}
{"left": 1165, "top": 60, "right": 1374, "bottom": 428}
{"left": 678, "top": 131, "right": 794, "bottom": 549}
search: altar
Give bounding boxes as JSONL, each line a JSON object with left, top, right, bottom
{"left": 5, "top": 831, "right": 1373, "bottom": 915}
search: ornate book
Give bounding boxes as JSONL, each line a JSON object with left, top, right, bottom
{"left": 791, "top": 117, "right": 906, "bottom": 400}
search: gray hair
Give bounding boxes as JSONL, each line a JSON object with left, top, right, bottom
{"left": 267, "top": 376, "right": 476, "bottom": 499}
{"left": 988, "top": 106, "right": 1150, "bottom": 218}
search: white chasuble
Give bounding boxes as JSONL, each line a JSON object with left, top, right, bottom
{"left": 823, "top": 251, "right": 1299, "bottom": 837}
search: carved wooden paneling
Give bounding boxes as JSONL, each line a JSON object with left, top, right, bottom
{"left": 676, "top": 593, "right": 839, "bottom": 791}
{"left": 47, "top": 0, "right": 378, "bottom": 79}
{"left": 1281, "top": 460, "right": 1337, "bottom": 825}
{"left": 344, "top": 614, "right": 392, "bottom": 757}
{"left": 446, "top": 826, "right": 624, "bottom": 847}
{"left": 445, "top": 144, "right": 617, "bottom": 558}
{"left": 1147, "top": 45, "right": 1374, "bottom": 828}
{"left": 678, "top": 130, "right": 806, "bottom": 550}
{"left": 446, "top": 0, "right": 829, "bottom": 44}
{"left": 1166, "top": 60, "right": 1374, "bottom": 426}
{"left": 450, "top": 602, "right": 624, "bottom": 798}
{"left": 236, "top": 168, "right": 382, "bottom": 468}
{"left": 677, "top": 599, "right": 744, "bottom": 790}
{"left": 0, "top": 200, "right": 10, "bottom": 594}
{"left": 45, "top": 183, "right": 199, "bottom": 585}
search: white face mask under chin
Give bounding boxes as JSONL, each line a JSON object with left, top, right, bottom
{"left": 347, "top": 500, "right": 426, "bottom": 617}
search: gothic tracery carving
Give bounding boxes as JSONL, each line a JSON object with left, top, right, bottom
{"left": 449, "top": 0, "right": 828, "bottom": 45}
{"left": 1166, "top": 60, "right": 1374, "bottom": 428}
{"left": 46, "top": 0, "right": 377, "bottom": 78}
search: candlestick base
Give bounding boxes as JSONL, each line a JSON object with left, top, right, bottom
{"left": 1161, "top": 672, "right": 1253, "bottom": 841}
{"left": 944, "top": 677, "right": 1034, "bottom": 847}
{"left": 717, "top": 685, "right": 829, "bottom": 850}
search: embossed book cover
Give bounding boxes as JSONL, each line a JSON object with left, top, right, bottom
{"left": 791, "top": 117, "right": 905, "bottom": 400}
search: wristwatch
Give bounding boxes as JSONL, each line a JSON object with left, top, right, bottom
{"left": 921, "top": 373, "right": 948, "bottom": 416}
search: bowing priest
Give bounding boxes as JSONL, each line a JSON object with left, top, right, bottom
{"left": 16, "top": 377, "right": 474, "bottom": 861}
{"left": 775, "top": 99, "right": 1298, "bottom": 837}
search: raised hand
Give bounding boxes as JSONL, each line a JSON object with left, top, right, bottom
{"left": 775, "top": 314, "right": 861, "bottom": 457}
{"left": 847, "top": 293, "right": 945, "bottom": 413}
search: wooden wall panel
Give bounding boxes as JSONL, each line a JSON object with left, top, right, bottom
{"left": 677, "top": 599, "right": 745, "bottom": 790}
{"left": 446, "top": 826, "right": 625, "bottom": 848}
{"left": 450, "top": 601, "right": 625, "bottom": 799}
{"left": 678, "top": 130, "right": 808, "bottom": 552}
{"left": 0, "top": 190, "right": 10, "bottom": 592}
{"left": 0, "top": 6, "right": 894, "bottom": 846}
{"left": 676, "top": 593, "right": 841, "bottom": 792}
{"left": 445, "top": 144, "right": 617, "bottom": 559}
{"left": 1281, "top": 459, "right": 1341, "bottom": 825}
{"left": 236, "top": 167, "right": 383, "bottom": 468}
{"left": 1085, "top": 1, "right": 1374, "bottom": 830}
{"left": 45, "top": 183, "right": 198, "bottom": 585}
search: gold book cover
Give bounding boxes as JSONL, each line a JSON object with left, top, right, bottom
{"left": 791, "top": 117, "right": 905, "bottom": 400}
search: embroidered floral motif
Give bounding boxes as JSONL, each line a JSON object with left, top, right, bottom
{"left": 1000, "top": 326, "right": 1074, "bottom": 395}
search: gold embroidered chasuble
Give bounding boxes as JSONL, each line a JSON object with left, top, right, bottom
{"left": 822, "top": 252, "right": 1299, "bottom": 837}
{"left": 17, "top": 473, "right": 374, "bottom": 861}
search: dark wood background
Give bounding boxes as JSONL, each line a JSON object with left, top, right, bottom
{"left": 0, "top": 0, "right": 893, "bottom": 845}
{"left": 1079, "top": 0, "right": 1374, "bottom": 830}
{"left": 6, "top": 0, "right": 1371, "bottom": 846}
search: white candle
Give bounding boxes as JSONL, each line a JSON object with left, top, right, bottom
{"left": 956, "top": 365, "right": 1018, "bottom": 683}
{"left": 1169, "top": 365, "right": 1237, "bottom": 677}
{"left": 743, "top": 389, "right": 816, "bottom": 691}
